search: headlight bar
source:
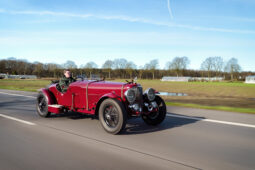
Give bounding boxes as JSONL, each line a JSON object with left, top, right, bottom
{"left": 144, "top": 88, "right": 156, "bottom": 101}
{"left": 124, "top": 88, "right": 136, "bottom": 103}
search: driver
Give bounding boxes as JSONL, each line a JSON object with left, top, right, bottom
{"left": 59, "top": 69, "right": 76, "bottom": 92}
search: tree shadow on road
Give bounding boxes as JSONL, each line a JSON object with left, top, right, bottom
{"left": 121, "top": 112, "right": 204, "bottom": 135}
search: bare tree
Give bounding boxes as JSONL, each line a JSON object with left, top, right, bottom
{"left": 138, "top": 65, "right": 145, "bottom": 79}
{"left": 0, "top": 60, "right": 5, "bottom": 73}
{"left": 165, "top": 61, "right": 171, "bottom": 70}
{"left": 47, "top": 63, "right": 59, "bottom": 78}
{"left": 144, "top": 59, "right": 159, "bottom": 79}
{"left": 201, "top": 57, "right": 214, "bottom": 78}
{"left": 169, "top": 56, "right": 190, "bottom": 77}
{"left": 113, "top": 58, "right": 128, "bottom": 69}
{"left": 82, "top": 62, "right": 98, "bottom": 69}
{"left": 63, "top": 60, "right": 77, "bottom": 69}
{"left": 212, "top": 56, "right": 224, "bottom": 77}
{"left": 201, "top": 56, "right": 224, "bottom": 78}
{"left": 125, "top": 61, "right": 137, "bottom": 79}
{"left": 102, "top": 60, "right": 113, "bottom": 78}
{"left": 0, "top": 56, "right": 248, "bottom": 80}
{"left": 33, "top": 62, "right": 44, "bottom": 78}
{"left": 224, "top": 58, "right": 241, "bottom": 81}
{"left": 5, "top": 58, "right": 19, "bottom": 74}
{"left": 80, "top": 62, "right": 98, "bottom": 79}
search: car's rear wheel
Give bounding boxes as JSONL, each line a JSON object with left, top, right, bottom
{"left": 142, "top": 96, "right": 166, "bottom": 125}
{"left": 99, "top": 98, "right": 127, "bottom": 134}
{"left": 36, "top": 92, "right": 51, "bottom": 117}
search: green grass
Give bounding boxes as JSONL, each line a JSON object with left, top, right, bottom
{"left": 0, "top": 79, "right": 50, "bottom": 92}
{"left": 1, "top": 79, "right": 255, "bottom": 114}
{"left": 114, "top": 79, "right": 255, "bottom": 98}
{"left": 166, "top": 102, "right": 255, "bottom": 114}
{"left": 113, "top": 79, "right": 255, "bottom": 111}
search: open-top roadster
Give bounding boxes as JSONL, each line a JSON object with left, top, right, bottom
{"left": 37, "top": 79, "right": 166, "bottom": 134}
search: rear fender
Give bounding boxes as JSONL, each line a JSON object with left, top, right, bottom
{"left": 40, "top": 88, "right": 56, "bottom": 105}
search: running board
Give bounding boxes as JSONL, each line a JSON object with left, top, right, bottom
{"left": 48, "top": 104, "right": 63, "bottom": 113}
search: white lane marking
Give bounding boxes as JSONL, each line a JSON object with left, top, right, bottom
{"left": 1, "top": 91, "right": 255, "bottom": 129}
{"left": 0, "top": 91, "right": 36, "bottom": 98}
{"left": 0, "top": 114, "right": 36, "bottom": 125}
{"left": 167, "top": 114, "right": 255, "bottom": 128}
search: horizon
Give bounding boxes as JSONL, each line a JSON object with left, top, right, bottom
{"left": 2, "top": 56, "right": 255, "bottom": 73}
{"left": 0, "top": 0, "right": 255, "bottom": 71}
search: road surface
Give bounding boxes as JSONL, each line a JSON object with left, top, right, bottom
{"left": 0, "top": 89, "right": 255, "bottom": 170}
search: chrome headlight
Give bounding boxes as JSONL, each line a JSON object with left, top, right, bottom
{"left": 144, "top": 88, "right": 155, "bottom": 101}
{"left": 125, "top": 88, "right": 136, "bottom": 103}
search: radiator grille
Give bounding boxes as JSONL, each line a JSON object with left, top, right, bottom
{"left": 136, "top": 86, "right": 143, "bottom": 101}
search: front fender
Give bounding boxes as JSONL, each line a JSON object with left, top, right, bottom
{"left": 101, "top": 92, "right": 121, "bottom": 100}
{"left": 95, "top": 92, "right": 123, "bottom": 116}
{"left": 39, "top": 88, "right": 56, "bottom": 105}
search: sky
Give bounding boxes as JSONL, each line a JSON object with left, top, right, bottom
{"left": 0, "top": 0, "right": 255, "bottom": 71}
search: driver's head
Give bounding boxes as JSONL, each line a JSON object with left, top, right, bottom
{"left": 64, "top": 69, "right": 71, "bottom": 78}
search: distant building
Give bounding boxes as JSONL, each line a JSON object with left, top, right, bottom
{"left": 0, "top": 74, "right": 37, "bottom": 79}
{"left": 161, "top": 76, "right": 224, "bottom": 82}
{"left": 0, "top": 73, "right": 7, "bottom": 79}
{"left": 161, "top": 76, "right": 191, "bottom": 82}
{"left": 190, "top": 77, "right": 224, "bottom": 82}
{"left": 245, "top": 76, "right": 255, "bottom": 84}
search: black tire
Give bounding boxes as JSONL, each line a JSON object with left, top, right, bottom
{"left": 99, "top": 98, "right": 127, "bottom": 134}
{"left": 36, "top": 92, "right": 51, "bottom": 117}
{"left": 142, "top": 96, "right": 166, "bottom": 125}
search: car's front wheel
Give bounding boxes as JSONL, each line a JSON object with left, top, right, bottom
{"left": 142, "top": 96, "right": 166, "bottom": 125}
{"left": 99, "top": 98, "right": 127, "bottom": 134}
{"left": 36, "top": 92, "right": 51, "bottom": 117}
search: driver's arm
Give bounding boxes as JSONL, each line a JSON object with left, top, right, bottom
{"left": 59, "top": 78, "right": 68, "bottom": 92}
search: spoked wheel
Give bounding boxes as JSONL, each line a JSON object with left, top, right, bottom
{"left": 99, "top": 98, "right": 127, "bottom": 134}
{"left": 142, "top": 96, "right": 166, "bottom": 125}
{"left": 36, "top": 92, "right": 51, "bottom": 117}
{"left": 104, "top": 105, "right": 119, "bottom": 128}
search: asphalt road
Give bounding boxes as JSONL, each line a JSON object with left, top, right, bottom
{"left": 0, "top": 89, "right": 255, "bottom": 170}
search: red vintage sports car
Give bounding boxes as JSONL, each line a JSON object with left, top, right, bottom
{"left": 36, "top": 79, "right": 166, "bottom": 134}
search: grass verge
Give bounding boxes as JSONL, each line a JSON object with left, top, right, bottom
{"left": 166, "top": 102, "right": 255, "bottom": 114}
{"left": 0, "top": 79, "right": 254, "bottom": 114}
{"left": 0, "top": 79, "right": 50, "bottom": 92}
{"left": 0, "top": 85, "right": 39, "bottom": 92}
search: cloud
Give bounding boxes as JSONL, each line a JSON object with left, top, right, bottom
{"left": 198, "top": 15, "right": 255, "bottom": 23}
{"left": 10, "top": 10, "right": 93, "bottom": 18}
{"left": 167, "top": 0, "right": 174, "bottom": 19}
{"left": 2, "top": 9, "right": 255, "bottom": 34}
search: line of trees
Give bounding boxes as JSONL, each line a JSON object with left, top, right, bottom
{"left": 200, "top": 56, "right": 241, "bottom": 80}
{"left": 0, "top": 57, "right": 253, "bottom": 81}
